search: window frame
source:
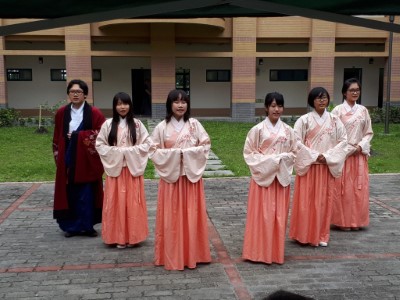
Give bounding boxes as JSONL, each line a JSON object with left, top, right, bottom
{"left": 206, "top": 69, "right": 231, "bottom": 82}
{"left": 6, "top": 69, "right": 33, "bottom": 81}
{"left": 269, "top": 69, "right": 308, "bottom": 81}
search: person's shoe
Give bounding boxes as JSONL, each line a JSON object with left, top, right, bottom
{"left": 86, "top": 230, "right": 98, "bottom": 237}
{"left": 339, "top": 226, "right": 351, "bottom": 231}
{"left": 319, "top": 241, "right": 328, "bottom": 247}
{"left": 116, "top": 244, "right": 126, "bottom": 249}
{"left": 351, "top": 227, "right": 360, "bottom": 231}
{"left": 64, "top": 232, "right": 75, "bottom": 238}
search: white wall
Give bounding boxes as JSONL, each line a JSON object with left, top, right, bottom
{"left": 6, "top": 56, "right": 66, "bottom": 109}
{"left": 92, "top": 57, "right": 150, "bottom": 109}
{"left": 6, "top": 55, "right": 384, "bottom": 112}
{"left": 176, "top": 58, "right": 232, "bottom": 109}
{"left": 256, "top": 58, "right": 310, "bottom": 108}
{"left": 334, "top": 57, "right": 385, "bottom": 107}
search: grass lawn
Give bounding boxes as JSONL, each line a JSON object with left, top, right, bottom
{"left": 0, "top": 122, "right": 399, "bottom": 182}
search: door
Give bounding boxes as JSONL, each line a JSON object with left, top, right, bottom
{"left": 176, "top": 69, "right": 190, "bottom": 95}
{"left": 131, "top": 69, "right": 151, "bottom": 116}
{"left": 343, "top": 68, "right": 362, "bottom": 104}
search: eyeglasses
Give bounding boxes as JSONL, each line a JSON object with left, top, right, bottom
{"left": 315, "top": 96, "right": 328, "bottom": 102}
{"left": 69, "top": 90, "right": 84, "bottom": 95}
{"left": 347, "top": 89, "right": 360, "bottom": 94}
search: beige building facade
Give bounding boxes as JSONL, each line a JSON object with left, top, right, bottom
{"left": 0, "top": 16, "right": 399, "bottom": 120}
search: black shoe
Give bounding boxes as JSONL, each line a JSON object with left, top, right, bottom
{"left": 64, "top": 232, "right": 75, "bottom": 238}
{"left": 86, "top": 230, "right": 98, "bottom": 237}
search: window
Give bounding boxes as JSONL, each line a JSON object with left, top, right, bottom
{"left": 7, "top": 69, "right": 32, "bottom": 81}
{"left": 51, "top": 69, "right": 67, "bottom": 81}
{"left": 206, "top": 70, "right": 231, "bottom": 82}
{"left": 270, "top": 69, "right": 308, "bottom": 81}
{"left": 93, "top": 69, "right": 102, "bottom": 81}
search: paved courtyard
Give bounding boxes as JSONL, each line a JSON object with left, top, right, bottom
{"left": 0, "top": 174, "right": 399, "bottom": 299}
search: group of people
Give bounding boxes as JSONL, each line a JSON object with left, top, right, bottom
{"left": 243, "top": 78, "right": 373, "bottom": 265}
{"left": 52, "top": 78, "right": 373, "bottom": 271}
{"left": 53, "top": 80, "right": 210, "bottom": 270}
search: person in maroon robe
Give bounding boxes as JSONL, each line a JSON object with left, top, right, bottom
{"left": 52, "top": 79, "right": 105, "bottom": 237}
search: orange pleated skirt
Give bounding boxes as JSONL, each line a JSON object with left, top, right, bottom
{"left": 101, "top": 167, "right": 149, "bottom": 246}
{"left": 154, "top": 176, "right": 211, "bottom": 270}
{"left": 332, "top": 154, "right": 370, "bottom": 228}
{"left": 289, "top": 164, "right": 336, "bottom": 246}
{"left": 242, "top": 178, "right": 290, "bottom": 264}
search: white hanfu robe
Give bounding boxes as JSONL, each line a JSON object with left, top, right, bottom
{"left": 331, "top": 102, "right": 373, "bottom": 228}
{"left": 242, "top": 118, "right": 296, "bottom": 264}
{"left": 96, "top": 118, "right": 153, "bottom": 246}
{"left": 150, "top": 117, "right": 211, "bottom": 270}
{"left": 289, "top": 110, "right": 347, "bottom": 246}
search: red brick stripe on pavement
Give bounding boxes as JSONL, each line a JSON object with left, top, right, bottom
{"left": 207, "top": 218, "right": 252, "bottom": 300}
{"left": 370, "top": 197, "right": 400, "bottom": 215}
{"left": 0, "top": 183, "right": 41, "bottom": 225}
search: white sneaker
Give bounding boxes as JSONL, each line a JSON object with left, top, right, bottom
{"left": 319, "top": 241, "right": 328, "bottom": 247}
{"left": 116, "top": 244, "right": 126, "bottom": 249}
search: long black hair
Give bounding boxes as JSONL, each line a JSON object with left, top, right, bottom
{"left": 165, "top": 89, "right": 190, "bottom": 123}
{"left": 108, "top": 92, "right": 137, "bottom": 146}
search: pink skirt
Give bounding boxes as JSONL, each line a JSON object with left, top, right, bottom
{"left": 242, "top": 178, "right": 290, "bottom": 264}
{"left": 289, "top": 164, "right": 336, "bottom": 246}
{"left": 101, "top": 167, "right": 149, "bottom": 245}
{"left": 332, "top": 154, "right": 370, "bottom": 228}
{"left": 154, "top": 176, "right": 211, "bottom": 270}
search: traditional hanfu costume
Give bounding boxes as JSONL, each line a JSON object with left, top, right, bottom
{"left": 53, "top": 102, "right": 105, "bottom": 235}
{"left": 96, "top": 118, "right": 153, "bottom": 246}
{"left": 331, "top": 102, "right": 373, "bottom": 228}
{"left": 242, "top": 118, "right": 296, "bottom": 264}
{"left": 289, "top": 110, "right": 347, "bottom": 246}
{"left": 150, "top": 117, "right": 211, "bottom": 270}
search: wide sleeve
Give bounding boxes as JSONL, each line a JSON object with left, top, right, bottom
{"left": 323, "top": 116, "right": 348, "bottom": 178}
{"left": 149, "top": 122, "right": 181, "bottom": 183}
{"left": 243, "top": 125, "right": 281, "bottom": 187}
{"left": 276, "top": 127, "right": 297, "bottom": 187}
{"left": 181, "top": 120, "right": 211, "bottom": 183}
{"left": 95, "top": 120, "right": 124, "bottom": 177}
{"left": 359, "top": 108, "right": 373, "bottom": 156}
{"left": 123, "top": 120, "right": 155, "bottom": 176}
{"left": 293, "top": 116, "right": 319, "bottom": 176}
{"left": 52, "top": 108, "right": 63, "bottom": 164}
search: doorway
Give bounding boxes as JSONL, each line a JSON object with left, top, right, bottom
{"left": 378, "top": 68, "right": 384, "bottom": 108}
{"left": 131, "top": 69, "right": 151, "bottom": 116}
{"left": 343, "top": 68, "right": 362, "bottom": 104}
{"left": 176, "top": 69, "right": 190, "bottom": 96}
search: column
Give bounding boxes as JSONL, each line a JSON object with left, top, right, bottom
{"left": 309, "top": 19, "right": 336, "bottom": 97}
{"left": 65, "top": 24, "right": 93, "bottom": 104}
{"left": 151, "top": 23, "right": 176, "bottom": 119}
{"left": 231, "top": 18, "right": 257, "bottom": 121}
{"left": 0, "top": 20, "right": 6, "bottom": 109}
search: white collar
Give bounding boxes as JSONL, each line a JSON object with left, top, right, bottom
{"left": 343, "top": 100, "right": 358, "bottom": 114}
{"left": 264, "top": 117, "right": 281, "bottom": 134}
{"left": 71, "top": 102, "right": 84, "bottom": 114}
{"left": 171, "top": 117, "right": 185, "bottom": 132}
{"left": 119, "top": 116, "right": 127, "bottom": 128}
{"left": 312, "top": 110, "right": 328, "bottom": 126}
